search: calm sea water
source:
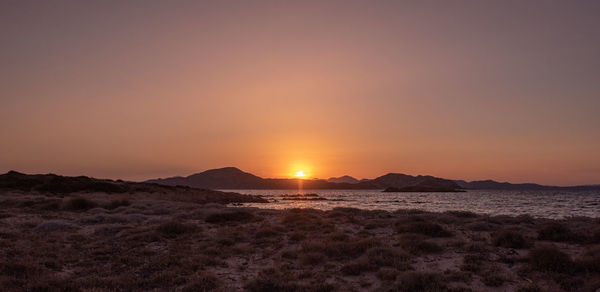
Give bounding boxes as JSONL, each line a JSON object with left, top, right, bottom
{"left": 223, "top": 189, "right": 600, "bottom": 219}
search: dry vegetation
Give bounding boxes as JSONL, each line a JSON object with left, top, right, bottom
{"left": 0, "top": 188, "right": 599, "bottom": 291}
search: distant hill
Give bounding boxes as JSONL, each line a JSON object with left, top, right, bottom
{"left": 148, "top": 167, "right": 357, "bottom": 189}
{"left": 360, "top": 173, "right": 460, "bottom": 190}
{"left": 455, "top": 179, "right": 600, "bottom": 191}
{"left": 0, "top": 171, "right": 267, "bottom": 203}
{"left": 327, "top": 175, "right": 360, "bottom": 184}
{"left": 147, "top": 167, "right": 462, "bottom": 191}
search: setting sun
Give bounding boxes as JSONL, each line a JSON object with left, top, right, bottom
{"left": 294, "top": 170, "right": 307, "bottom": 178}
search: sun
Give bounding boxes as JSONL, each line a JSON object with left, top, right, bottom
{"left": 294, "top": 170, "right": 307, "bottom": 178}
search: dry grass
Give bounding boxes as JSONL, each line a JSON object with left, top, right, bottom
{"left": 537, "top": 222, "right": 582, "bottom": 243}
{"left": 492, "top": 229, "right": 529, "bottom": 248}
{"left": 392, "top": 271, "right": 447, "bottom": 292}
{"left": 528, "top": 245, "right": 574, "bottom": 273}
{"left": 0, "top": 189, "right": 598, "bottom": 291}
{"left": 62, "top": 197, "right": 97, "bottom": 211}
{"left": 205, "top": 210, "right": 257, "bottom": 224}
{"left": 396, "top": 221, "right": 453, "bottom": 237}
{"left": 398, "top": 234, "right": 443, "bottom": 255}
{"left": 157, "top": 221, "right": 197, "bottom": 237}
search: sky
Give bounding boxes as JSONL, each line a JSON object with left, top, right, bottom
{"left": 1, "top": 0, "right": 599, "bottom": 185}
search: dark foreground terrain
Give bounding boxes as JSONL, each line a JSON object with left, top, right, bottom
{"left": 0, "top": 174, "right": 599, "bottom": 291}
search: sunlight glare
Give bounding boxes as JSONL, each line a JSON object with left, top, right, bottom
{"left": 294, "top": 170, "right": 307, "bottom": 178}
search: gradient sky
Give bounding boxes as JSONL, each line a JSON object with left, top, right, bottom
{"left": 1, "top": 1, "right": 599, "bottom": 185}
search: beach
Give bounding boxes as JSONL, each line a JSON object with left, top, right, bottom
{"left": 0, "top": 189, "right": 599, "bottom": 291}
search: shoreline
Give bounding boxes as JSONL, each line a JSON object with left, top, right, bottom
{"left": 0, "top": 190, "right": 599, "bottom": 291}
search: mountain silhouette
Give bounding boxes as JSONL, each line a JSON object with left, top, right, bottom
{"left": 454, "top": 179, "right": 600, "bottom": 191}
{"left": 327, "top": 175, "right": 360, "bottom": 184}
{"left": 147, "top": 167, "right": 461, "bottom": 190}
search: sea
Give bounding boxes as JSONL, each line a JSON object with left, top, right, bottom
{"left": 223, "top": 189, "right": 600, "bottom": 219}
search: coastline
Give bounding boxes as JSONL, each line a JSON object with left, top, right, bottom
{"left": 0, "top": 189, "right": 598, "bottom": 291}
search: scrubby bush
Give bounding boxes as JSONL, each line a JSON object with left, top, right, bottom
{"left": 62, "top": 197, "right": 97, "bottom": 211}
{"left": 445, "top": 210, "right": 479, "bottom": 218}
{"left": 577, "top": 245, "right": 600, "bottom": 273}
{"left": 366, "top": 247, "right": 410, "bottom": 268}
{"left": 393, "top": 271, "right": 447, "bottom": 292}
{"left": 301, "top": 237, "right": 379, "bottom": 260}
{"left": 341, "top": 260, "right": 371, "bottom": 275}
{"left": 255, "top": 227, "right": 280, "bottom": 239}
{"left": 516, "top": 283, "right": 542, "bottom": 292}
{"left": 481, "top": 268, "right": 506, "bottom": 287}
{"left": 492, "top": 230, "right": 528, "bottom": 248}
{"left": 157, "top": 221, "right": 196, "bottom": 237}
{"left": 205, "top": 210, "right": 255, "bottom": 224}
{"left": 398, "top": 234, "right": 443, "bottom": 255}
{"left": 104, "top": 199, "right": 130, "bottom": 210}
{"left": 397, "top": 221, "right": 452, "bottom": 237}
{"left": 442, "top": 270, "right": 472, "bottom": 283}
{"left": 288, "top": 231, "right": 306, "bottom": 242}
{"left": 466, "top": 221, "right": 493, "bottom": 231}
{"left": 537, "top": 223, "right": 576, "bottom": 242}
{"left": 182, "top": 272, "right": 220, "bottom": 292}
{"left": 244, "top": 268, "right": 300, "bottom": 292}
{"left": 528, "top": 245, "right": 573, "bottom": 273}
{"left": 460, "top": 254, "right": 485, "bottom": 273}
{"left": 298, "top": 252, "right": 325, "bottom": 265}
{"left": 377, "top": 267, "right": 400, "bottom": 281}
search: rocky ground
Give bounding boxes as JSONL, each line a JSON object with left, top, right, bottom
{"left": 0, "top": 188, "right": 599, "bottom": 291}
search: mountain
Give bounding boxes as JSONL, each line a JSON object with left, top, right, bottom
{"left": 327, "top": 175, "right": 360, "bottom": 184}
{"left": 358, "top": 173, "right": 460, "bottom": 190}
{"left": 0, "top": 171, "right": 267, "bottom": 203}
{"left": 149, "top": 167, "right": 265, "bottom": 189}
{"left": 147, "top": 167, "right": 463, "bottom": 191}
{"left": 148, "top": 167, "right": 357, "bottom": 189}
{"left": 455, "top": 179, "right": 600, "bottom": 191}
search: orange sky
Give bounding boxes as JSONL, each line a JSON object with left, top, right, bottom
{"left": 1, "top": 1, "right": 599, "bottom": 185}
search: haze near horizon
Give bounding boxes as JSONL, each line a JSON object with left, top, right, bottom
{"left": 1, "top": 1, "right": 599, "bottom": 185}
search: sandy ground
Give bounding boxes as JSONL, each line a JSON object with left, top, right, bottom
{"left": 0, "top": 190, "right": 599, "bottom": 291}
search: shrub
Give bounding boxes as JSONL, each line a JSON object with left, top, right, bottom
{"left": 460, "top": 254, "right": 485, "bottom": 273}
{"left": 397, "top": 222, "right": 452, "bottom": 237}
{"left": 244, "top": 268, "right": 300, "bottom": 292}
{"left": 516, "top": 283, "right": 541, "bottom": 292}
{"left": 255, "top": 227, "right": 280, "bottom": 239}
{"left": 393, "top": 272, "right": 447, "bottom": 292}
{"left": 577, "top": 245, "right": 600, "bottom": 273}
{"left": 182, "top": 272, "right": 220, "bottom": 292}
{"left": 0, "top": 261, "right": 38, "bottom": 279}
{"left": 288, "top": 231, "right": 306, "bottom": 242}
{"left": 537, "top": 223, "right": 576, "bottom": 242}
{"left": 445, "top": 211, "right": 479, "bottom": 218}
{"left": 481, "top": 269, "right": 506, "bottom": 287}
{"left": 301, "top": 237, "right": 379, "bottom": 260}
{"left": 104, "top": 199, "right": 130, "bottom": 210}
{"left": 205, "top": 210, "right": 255, "bottom": 224}
{"left": 298, "top": 252, "right": 325, "bottom": 265}
{"left": 157, "top": 221, "right": 195, "bottom": 237}
{"left": 366, "top": 247, "right": 410, "bottom": 268}
{"left": 492, "top": 230, "right": 528, "bottom": 248}
{"left": 398, "top": 234, "right": 443, "bottom": 255}
{"left": 466, "top": 221, "right": 493, "bottom": 231}
{"left": 377, "top": 267, "right": 400, "bottom": 281}
{"left": 553, "top": 274, "right": 584, "bottom": 291}
{"left": 62, "top": 197, "right": 97, "bottom": 211}
{"left": 341, "top": 260, "right": 371, "bottom": 275}
{"left": 443, "top": 270, "right": 472, "bottom": 283}
{"left": 281, "top": 249, "right": 297, "bottom": 260}
{"left": 528, "top": 245, "right": 573, "bottom": 273}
